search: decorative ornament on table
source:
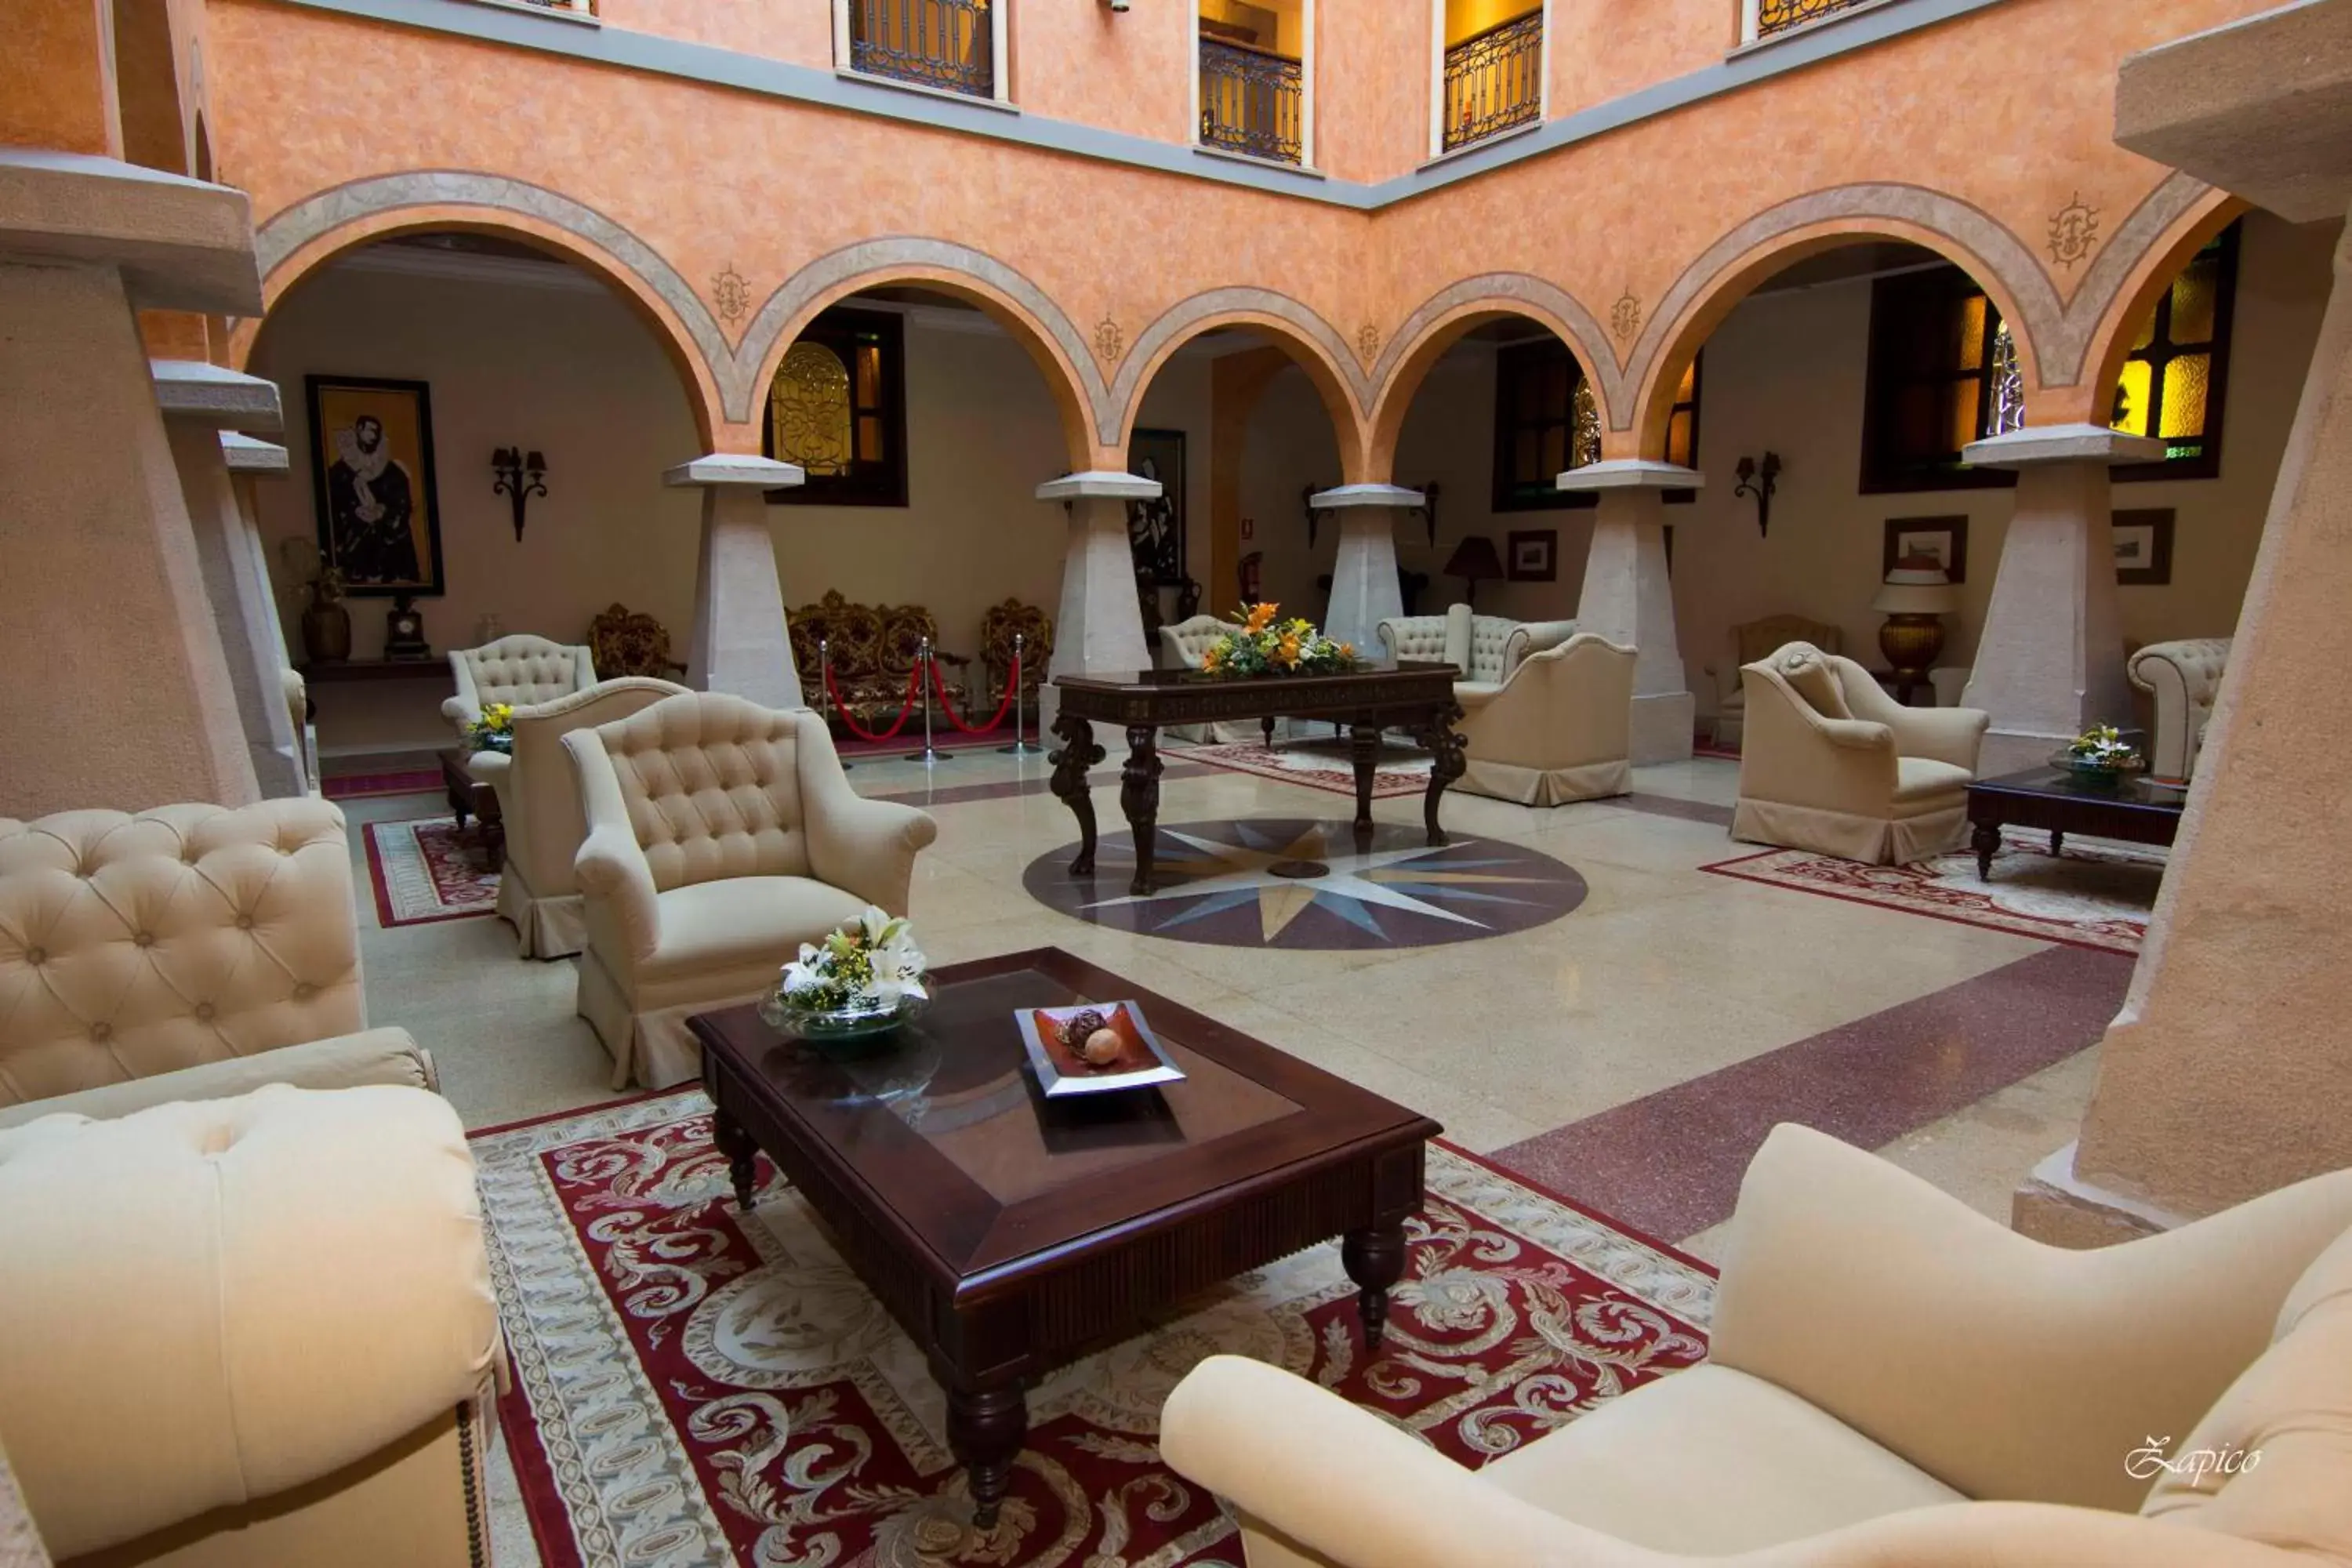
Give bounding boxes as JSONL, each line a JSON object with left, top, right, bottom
{"left": 760, "top": 906, "right": 929, "bottom": 1048}
{"left": 465, "top": 702, "right": 515, "bottom": 755}
{"left": 2053, "top": 724, "right": 2145, "bottom": 788}
{"left": 1196, "top": 603, "right": 1359, "bottom": 679}
{"left": 384, "top": 593, "right": 431, "bottom": 660}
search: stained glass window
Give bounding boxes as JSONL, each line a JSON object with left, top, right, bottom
{"left": 1490, "top": 336, "right": 1635, "bottom": 511}
{"left": 1860, "top": 267, "right": 2016, "bottom": 493}
{"left": 764, "top": 306, "right": 908, "bottom": 506}
{"left": 2111, "top": 223, "right": 2238, "bottom": 480}
{"left": 772, "top": 342, "right": 852, "bottom": 477}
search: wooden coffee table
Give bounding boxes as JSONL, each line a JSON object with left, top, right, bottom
{"left": 1965, "top": 765, "right": 2189, "bottom": 878}
{"left": 688, "top": 948, "right": 1441, "bottom": 1526}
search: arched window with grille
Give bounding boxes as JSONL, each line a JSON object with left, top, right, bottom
{"left": 764, "top": 307, "right": 909, "bottom": 507}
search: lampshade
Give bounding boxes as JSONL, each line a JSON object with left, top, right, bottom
{"left": 1443, "top": 535, "right": 1504, "bottom": 581}
{"left": 1873, "top": 561, "right": 1959, "bottom": 615}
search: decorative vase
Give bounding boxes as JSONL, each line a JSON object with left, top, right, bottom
{"left": 757, "top": 987, "right": 929, "bottom": 1052}
{"left": 1875, "top": 614, "right": 1946, "bottom": 685}
{"left": 301, "top": 589, "right": 352, "bottom": 663}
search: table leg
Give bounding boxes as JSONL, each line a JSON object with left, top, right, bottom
{"left": 448, "top": 789, "right": 471, "bottom": 832}
{"left": 1261, "top": 715, "right": 1276, "bottom": 750}
{"left": 947, "top": 1380, "right": 1028, "bottom": 1530}
{"left": 1973, "top": 819, "right": 2001, "bottom": 880}
{"left": 1341, "top": 1224, "right": 1407, "bottom": 1352}
{"left": 2051, "top": 829, "right": 2065, "bottom": 858}
{"left": 1414, "top": 703, "right": 1467, "bottom": 847}
{"left": 711, "top": 1104, "right": 757, "bottom": 1211}
{"left": 1048, "top": 713, "right": 1104, "bottom": 877}
{"left": 1350, "top": 724, "right": 1380, "bottom": 848}
{"left": 1121, "top": 725, "right": 1164, "bottom": 897}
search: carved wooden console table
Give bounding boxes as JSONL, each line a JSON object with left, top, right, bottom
{"left": 1049, "top": 662, "right": 1466, "bottom": 895}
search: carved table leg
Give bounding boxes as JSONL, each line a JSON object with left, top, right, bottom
{"left": 1414, "top": 702, "right": 1467, "bottom": 847}
{"left": 711, "top": 1104, "right": 758, "bottom": 1211}
{"left": 1048, "top": 713, "right": 1104, "bottom": 877}
{"left": 1349, "top": 723, "right": 1381, "bottom": 848}
{"left": 1973, "top": 818, "right": 2001, "bottom": 880}
{"left": 947, "top": 1380, "right": 1028, "bottom": 1530}
{"left": 1121, "top": 725, "right": 1164, "bottom": 896}
{"left": 1341, "top": 1224, "right": 1407, "bottom": 1352}
{"left": 1261, "top": 715, "right": 1276, "bottom": 750}
{"left": 2050, "top": 829, "right": 2065, "bottom": 858}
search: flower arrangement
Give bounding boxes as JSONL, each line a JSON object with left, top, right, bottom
{"left": 2056, "top": 723, "right": 2144, "bottom": 784}
{"left": 1197, "top": 603, "right": 1357, "bottom": 679}
{"left": 465, "top": 702, "right": 517, "bottom": 755}
{"left": 777, "top": 907, "right": 927, "bottom": 1017}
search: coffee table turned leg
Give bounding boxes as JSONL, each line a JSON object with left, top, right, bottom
{"left": 1341, "top": 1224, "right": 1407, "bottom": 1352}
{"left": 947, "top": 1381, "right": 1027, "bottom": 1530}
{"left": 1973, "top": 819, "right": 2001, "bottom": 880}
{"left": 1048, "top": 713, "right": 1104, "bottom": 877}
{"left": 711, "top": 1105, "right": 758, "bottom": 1211}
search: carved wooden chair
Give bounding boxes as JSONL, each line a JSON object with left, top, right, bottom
{"left": 586, "top": 603, "right": 688, "bottom": 681}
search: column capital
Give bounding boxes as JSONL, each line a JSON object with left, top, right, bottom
{"left": 0, "top": 150, "right": 261, "bottom": 314}
{"left": 1962, "top": 424, "right": 2166, "bottom": 468}
{"left": 1308, "top": 482, "right": 1423, "bottom": 510}
{"left": 151, "top": 359, "right": 282, "bottom": 432}
{"left": 1554, "top": 459, "right": 1704, "bottom": 492}
{"left": 664, "top": 454, "right": 803, "bottom": 488}
{"left": 220, "top": 432, "right": 289, "bottom": 474}
{"left": 1036, "top": 470, "right": 1160, "bottom": 502}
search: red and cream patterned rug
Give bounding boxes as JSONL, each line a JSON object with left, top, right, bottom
{"left": 476, "top": 1091, "right": 1715, "bottom": 1568}
{"left": 1182, "top": 739, "right": 1434, "bottom": 799}
{"left": 362, "top": 815, "right": 499, "bottom": 927}
{"left": 1701, "top": 827, "right": 2165, "bottom": 954}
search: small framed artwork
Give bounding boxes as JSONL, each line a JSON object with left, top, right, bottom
{"left": 1882, "top": 514, "right": 1969, "bottom": 583}
{"left": 305, "top": 375, "right": 445, "bottom": 597}
{"left": 1506, "top": 528, "right": 1557, "bottom": 582}
{"left": 1126, "top": 428, "right": 1187, "bottom": 586}
{"left": 2113, "top": 508, "right": 2176, "bottom": 586}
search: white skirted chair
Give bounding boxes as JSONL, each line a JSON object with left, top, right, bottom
{"left": 2129, "top": 637, "right": 2231, "bottom": 783}
{"left": 1732, "top": 642, "right": 1989, "bottom": 863}
{"left": 1375, "top": 603, "right": 1578, "bottom": 702}
{"left": 1456, "top": 633, "right": 1637, "bottom": 805}
{"left": 1159, "top": 614, "right": 1263, "bottom": 743}
{"left": 1710, "top": 615, "right": 1842, "bottom": 749}
{"left": 1163, "top": 1121, "right": 2352, "bottom": 1568}
{"left": 563, "top": 691, "right": 940, "bottom": 1089}
{"left": 441, "top": 633, "right": 597, "bottom": 743}
{"left": 490, "top": 676, "right": 691, "bottom": 959}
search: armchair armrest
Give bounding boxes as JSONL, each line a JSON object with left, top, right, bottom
{"left": 1711, "top": 1125, "right": 2352, "bottom": 1512}
{"left": 1883, "top": 705, "right": 1990, "bottom": 771}
{"left": 1809, "top": 714, "right": 1896, "bottom": 753}
{"left": 573, "top": 824, "right": 661, "bottom": 960}
{"left": 1162, "top": 1356, "right": 1651, "bottom": 1568}
{"left": 0, "top": 1029, "right": 437, "bottom": 1133}
{"left": 441, "top": 695, "right": 479, "bottom": 728}
{"left": 800, "top": 744, "right": 939, "bottom": 912}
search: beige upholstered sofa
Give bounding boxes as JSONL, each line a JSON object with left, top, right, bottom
{"left": 441, "top": 633, "right": 597, "bottom": 740}
{"left": 1711, "top": 615, "right": 1841, "bottom": 749}
{"left": 1163, "top": 1121, "right": 2352, "bottom": 1567}
{"left": 0, "top": 802, "right": 503, "bottom": 1566}
{"left": 564, "top": 691, "right": 939, "bottom": 1088}
{"left": 1457, "top": 633, "right": 1637, "bottom": 805}
{"left": 485, "top": 675, "right": 690, "bottom": 958}
{"left": 1732, "top": 643, "right": 1989, "bottom": 863}
{"left": 1376, "top": 604, "right": 1578, "bottom": 700}
{"left": 2129, "top": 637, "right": 2230, "bottom": 783}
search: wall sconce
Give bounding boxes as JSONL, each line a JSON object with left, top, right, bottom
{"left": 492, "top": 447, "right": 546, "bottom": 541}
{"left": 1102, "top": 0, "right": 1130, "bottom": 12}
{"left": 1733, "top": 451, "right": 1780, "bottom": 538}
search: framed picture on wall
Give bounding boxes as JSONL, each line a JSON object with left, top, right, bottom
{"left": 2113, "top": 509, "right": 2176, "bottom": 586}
{"left": 1882, "top": 514, "right": 1969, "bottom": 583}
{"left": 1126, "top": 428, "right": 1187, "bottom": 586}
{"left": 304, "top": 375, "right": 445, "bottom": 597}
{"left": 1506, "top": 528, "right": 1557, "bottom": 582}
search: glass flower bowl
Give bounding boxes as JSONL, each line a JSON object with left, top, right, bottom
{"left": 757, "top": 986, "right": 930, "bottom": 1049}
{"left": 2049, "top": 749, "right": 2147, "bottom": 789}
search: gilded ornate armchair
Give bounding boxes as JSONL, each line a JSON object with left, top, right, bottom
{"left": 978, "top": 598, "right": 1054, "bottom": 710}
{"left": 586, "top": 602, "right": 689, "bottom": 681}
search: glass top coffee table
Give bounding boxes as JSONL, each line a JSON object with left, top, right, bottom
{"left": 1965, "top": 765, "right": 2190, "bottom": 878}
{"left": 688, "top": 947, "right": 1441, "bottom": 1526}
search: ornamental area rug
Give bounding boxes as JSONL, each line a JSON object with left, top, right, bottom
{"left": 1181, "top": 738, "right": 1433, "bottom": 799}
{"left": 1700, "top": 827, "right": 2165, "bottom": 954}
{"left": 361, "top": 815, "right": 500, "bottom": 927}
{"left": 478, "top": 1090, "right": 1715, "bottom": 1568}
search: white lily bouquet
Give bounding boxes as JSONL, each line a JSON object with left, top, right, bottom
{"left": 774, "top": 907, "right": 928, "bottom": 1029}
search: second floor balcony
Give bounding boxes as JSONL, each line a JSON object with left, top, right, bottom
{"left": 1199, "top": 35, "right": 1304, "bottom": 165}
{"left": 1441, "top": 9, "right": 1541, "bottom": 154}
{"left": 850, "top": 0, "right": 994, "bottom": 100}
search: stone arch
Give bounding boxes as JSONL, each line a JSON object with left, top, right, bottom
{"left": 245, "top": 172, "right": 727, "bottom": 448}
{"left": 2077, "top": 187, "right": 2245, "bottom": 429}
{"left": 735, "top": 238, "right": 1102, "bottom": 472}
{"left": 1366, "top": 276, "right": 1621, "bottom": 481}
{"left": 1109, "top": 289, "right": 1370, "bottom": 478}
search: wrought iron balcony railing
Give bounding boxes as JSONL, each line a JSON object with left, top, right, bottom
{"left": 1752, "top": 0, "right": 1874, "bottom": 39}
{"left": 851, "top": 0, "right": 993, "bottom": 99}
{"left": 1199, "top": 36, "right": 1304, "bottom": 165}
{"left": 1441, "top": 10, "right": 1542, "bottom": 153}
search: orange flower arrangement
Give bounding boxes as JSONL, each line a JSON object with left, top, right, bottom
{"left": 1196, "top": 602, "right": 1358, "bottom": 679}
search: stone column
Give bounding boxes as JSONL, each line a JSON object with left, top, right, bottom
{"left": 1308, "top": 484, "right": 1417, "bottom": 656}
{"left": 665, "top": 455, "right": 805, "bottom": 711}
{"left": 0, "top": 149, "right": 261, "bottom": 815}
{"left": 1958, "top": 425, "right": 2165, "bottom": 775}
{"left": 1557, "top": 459, "right": 1700, "bottom": 764}
{"left": 155, "top": 360, "right": 304, "bottom": 797}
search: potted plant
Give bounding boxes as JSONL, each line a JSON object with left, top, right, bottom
{"left": 759, "top": 907, "right": 929, "bottom": 1048}
{"left": 2053, "top": 724, "right": 2145, "bottom": 788}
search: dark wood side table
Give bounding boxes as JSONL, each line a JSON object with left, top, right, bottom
{"left": 690, "top": 948, "right": 1441, "bottom": 1527}
{"left": 437, "top": 748, "right": 503, "bottom": 869}
{"left": 1965, "top": 766, "right": 2187, "bottom": 879}
{"left": 1050, "top": 662, "right": 1465, "bottom": 895}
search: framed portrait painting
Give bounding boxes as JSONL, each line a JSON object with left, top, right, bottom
{"left": 305, "top": 375, "right": 445, "bottom": 597}
{"left": 1126, "top": 428, "right": 1187, "bottom": 586}
{"left": 2113, "top": 509, "right": 2176, "bottom": 586}
{"left": 1882, "top": 514, "right": 1969, "bottom": 583}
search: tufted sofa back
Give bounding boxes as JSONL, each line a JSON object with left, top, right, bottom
{"left": 451, "top": 635, "right": 596, "bottom": 716}
{"left": 1469, "top": 614, "right": 1577, "bottom": 684}
{"left": 2128, "top": 637, "right": 2232, "bottom": 782}
{"left": 587, "top": 692, "right": 814, "bottom": 892}
{"left": 1158, "top": 614, "right": 1230, "bottom": 670}
{"left": 0, "top": 802, "right": 365, "bottom": 1109}
{"left": 1377, "top": 611, "right": 1457, "bottom": 667}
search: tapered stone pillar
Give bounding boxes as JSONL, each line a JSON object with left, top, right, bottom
{"left": 1558, "top": 459, "right": 1700, "bottom": 764}
{"left": 1958, "top": 426, "right": 2164, "bottom": 775}
{"left": 0, "top": 150, "right": 261, "bottom": 815}
{"left": 666, "top": 455, "right": 804, "bottom": 711}
{"left": 1035, "top": 472, "right": 1156, "bottom": 728}
{"left": 155, "top": 360, "right": 304, "bottom": 797}
{"left": 1308, "top": 484, "right": 1418, "bottom": 656}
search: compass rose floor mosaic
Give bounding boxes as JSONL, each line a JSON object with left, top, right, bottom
{"left": 1021, "top": 817, "right": 1589, "bottom": 949}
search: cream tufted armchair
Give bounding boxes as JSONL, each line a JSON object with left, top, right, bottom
{"left": 441, "top": 633, "right": 597, "bottom": 744}
{"left": 489, "top": 676, "right": 691, "bottom": 959}
{"left": 1457, "top": 633, "right": 1638, "bottom": 806}
{"left": 2129, "top": 637, "right": 2230, "bottom": 783}
{"left": 563, "top": 691, "right": 940, "bottom": 1089}
{"left": 1733, "top": 643, "right": 1990, "bottom": 864}
{"left": 1377, "top": 604, "right": 1578, "bottom": 701}
{"left": 1163, "top": 1122, "right": 2352, "bottom": 1567}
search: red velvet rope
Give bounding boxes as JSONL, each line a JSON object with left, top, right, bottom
{"left": 930, "top": 653, "right": 1019, "bottom": 735}
{"left": 822, "top": 659, "right": 922, "bottom": 742}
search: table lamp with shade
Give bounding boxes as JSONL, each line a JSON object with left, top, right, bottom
{"left": 1443, "top": 535, "right": 1504, "bottom": 608}
{"left": 1871, "top": 556, "right": 1961, "bottom": 685}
